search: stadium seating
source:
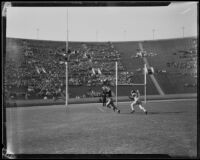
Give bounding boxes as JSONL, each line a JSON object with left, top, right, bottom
{"left": 142, "top": 38, "right": 197, "bottom": 94}
{"left": 5, "top": 37, "right": 197, "bottom": 99}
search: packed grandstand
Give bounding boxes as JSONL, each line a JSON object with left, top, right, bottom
{"left": 5, "top": 37, "right": 197, "bottom": 100}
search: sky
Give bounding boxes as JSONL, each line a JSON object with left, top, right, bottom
{"left": 6, "top": 2, "right": 198, "bottom": 42}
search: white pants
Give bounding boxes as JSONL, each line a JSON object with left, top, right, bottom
{"left": 131, "top": 100, "right": 146, "bottom": 112}
{"left": 106, "top": 98, "right": 111, "bottom": 107}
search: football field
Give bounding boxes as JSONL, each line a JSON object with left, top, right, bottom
{"left": 6, "top": 99, "right": 197, "bottom": 157}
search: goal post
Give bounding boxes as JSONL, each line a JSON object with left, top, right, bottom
{"left": 65, "top": 8, "right": 69, "bottom": 111}
{"left": 115, "top": 63, "right": 147, "bottom": 104}
{"left": 65, "top": 62, "right": 147, "bottom": 107}
{"left": 144, "top": 63, "right": 147, "bottom": 104}
{"left": 115, "top": 61, "right": 118, "bottom": 107}
{"left": 65, "top": 62, "right": 68, "bottom": 109}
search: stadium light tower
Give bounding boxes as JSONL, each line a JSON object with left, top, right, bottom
{"left": 96, "top": 30, "right": 98, "bottom": 42}
{"left": 123, "top": 30, "right": 127, "bottom": 41}
{"left": 181, "top": 26, "right": 185, "bottom": 38}
{"left": 152, "top": 29, "right": 155, "bottom": 40}
{"left": 36, "top": 28, "right": 39, "bottom": 39}
{"left": 66, "top": 8, "right": 69, "bottom": 53}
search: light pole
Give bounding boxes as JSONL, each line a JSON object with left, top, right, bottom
{"left": 36, "top": 28, "right": 39, "bottom": 39}
{"left": 181, "top": 26, "right": 185, "bottom": 38}
{"left": 123, "top": 30, "right": 126, "bottom": 41}
{"left": 66, "top": 8, "right": 69, "bottom": 51}
{"left": 152, "top": 29, "right": 155, "bottom": 40}
{"left": 96, "top": 30, "right": 98, "bottom": 42}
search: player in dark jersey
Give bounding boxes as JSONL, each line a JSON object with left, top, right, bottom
{"left": 129, "top": 89, "right": 147, "bottom": 114}
{"left": 106, "top": 87, "right": 120, "bottom": 113}
{"left": 101, "top": 86, "right": 107, "bottom": 106}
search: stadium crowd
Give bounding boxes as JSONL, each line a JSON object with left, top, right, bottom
{"left": 5, "top": 38, "right": 197, "bottom": 100}
{"left": 166, "top": 45, "right": 197, "bottom": 77}
{"left": 5, "top": 39, "right": 132, "bottom": 99}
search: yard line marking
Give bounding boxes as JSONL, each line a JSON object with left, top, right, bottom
{"left": 96, "top": 106, "right": 106, "bottom": 112}
{"left": 118, "top": 98, "right": 196, "bottom": 104}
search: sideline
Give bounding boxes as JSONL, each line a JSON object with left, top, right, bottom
{"left": 6, "top": 98, "right": 197, "bottom": 110}
{"left": 6, "top": 93, "right": 197, "bottom": 108}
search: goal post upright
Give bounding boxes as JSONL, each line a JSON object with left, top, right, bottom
{"left": 144, "top": 63, "right": 147, "bottom": 104}
{"left": 65, "top": 62, "right": 68, "bottom": 108}
{"left": 65, "top": 7, "right": 69, "bottom": 110}
{"left": 115, "top": 61, "right": 118, "bottom": 107}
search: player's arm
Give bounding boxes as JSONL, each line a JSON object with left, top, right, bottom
{"left": 137, "top": 90, "right": 140, "bottom": 98}
{"left": 129, "top": 93, "right": 134, "bottom": 100}
{"left": 129, "top": 95, "right": 133, "bottom": 100}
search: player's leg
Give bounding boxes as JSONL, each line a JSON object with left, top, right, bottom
{"left": 111, "top": 102, "right": 116, "bottom": 111}
{"left": 138, "top": 101, "right": 147, "bottom": 114}
{"left": 101, "top": 96, "right": 104, "bottom": 106}
{"left": 130, "top": 101, "right": 136, "bottom": 113}
{"left": 108, "top": 98, "right": 115, "bottom": 110}
{"left": 106, "top": 98, "right": 111, "bottom": 108}
{"left": 103, "top": 96, "right": 106, "bottom": 106}
{"left": 110, "top": 101, "right": 120, "bottom": 113}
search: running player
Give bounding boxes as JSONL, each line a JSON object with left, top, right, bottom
{"left": 101, "top": 85, "right": 107, "bottom": 107}
{"left": 129, "top": 89, "right": 147, "bottom": 114}
{"left": 106, "top": 86, "right": 120, "bottom": 113}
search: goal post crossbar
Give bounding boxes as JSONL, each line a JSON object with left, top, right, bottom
{"left": 115, "top": 63, "right": 147, "bottom": 105}
{"left": 118, "top": 83, "right": 145, "bottom": 86}
{"left": 65, "top": 62, "right": 147, "bottom": 108}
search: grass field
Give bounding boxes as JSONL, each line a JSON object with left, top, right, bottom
{"left": 6, "top": 99, "right": 197, "bottom": 157}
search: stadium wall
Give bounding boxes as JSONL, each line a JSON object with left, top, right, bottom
{"left": 5, "top": 93, "right": 197, "bottom": 108}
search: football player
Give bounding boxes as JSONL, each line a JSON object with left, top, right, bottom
{"left": 129, "top": 89, "right": 147, "bottom": 114}
{"left": 101, "top": 85, "right": 107, "bottom": 107}
{"left": 106, "top": 86, "right": 120, "bottom": 113}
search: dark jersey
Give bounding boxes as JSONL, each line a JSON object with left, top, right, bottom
{"left": 102, "top": 86, "right": 107, "bottom": 96}
{"left": 106, "top": 89, "right": 112, "bottom": 97}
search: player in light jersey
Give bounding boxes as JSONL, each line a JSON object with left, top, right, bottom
{"left": 129, "top": 90, "right": 147, "bottom": 114}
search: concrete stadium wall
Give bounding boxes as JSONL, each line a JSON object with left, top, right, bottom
{"left": 5, "top": 93, "right": 197, "bottom": 108}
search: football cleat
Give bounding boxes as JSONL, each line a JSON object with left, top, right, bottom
{"left": 131, "top": 110, "right": 135, "bottom": 114}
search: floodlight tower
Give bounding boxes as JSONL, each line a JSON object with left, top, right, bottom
{"left": 123, "top": 30, "right": 127, "bottom": 41}
{"left": 181, "top": 26, "right": 185, "bottom": 38}
{"left": 152, "top": 29, "right": 155, "bottom": 40}
{"left": 96, "top": 30, "right": 98, "bottom": 42}
{"left": 36, "top": 28, "right": 39, "bottom": 39}
{"left": 66, "top": 8, "right": 69, "bottom": 53}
